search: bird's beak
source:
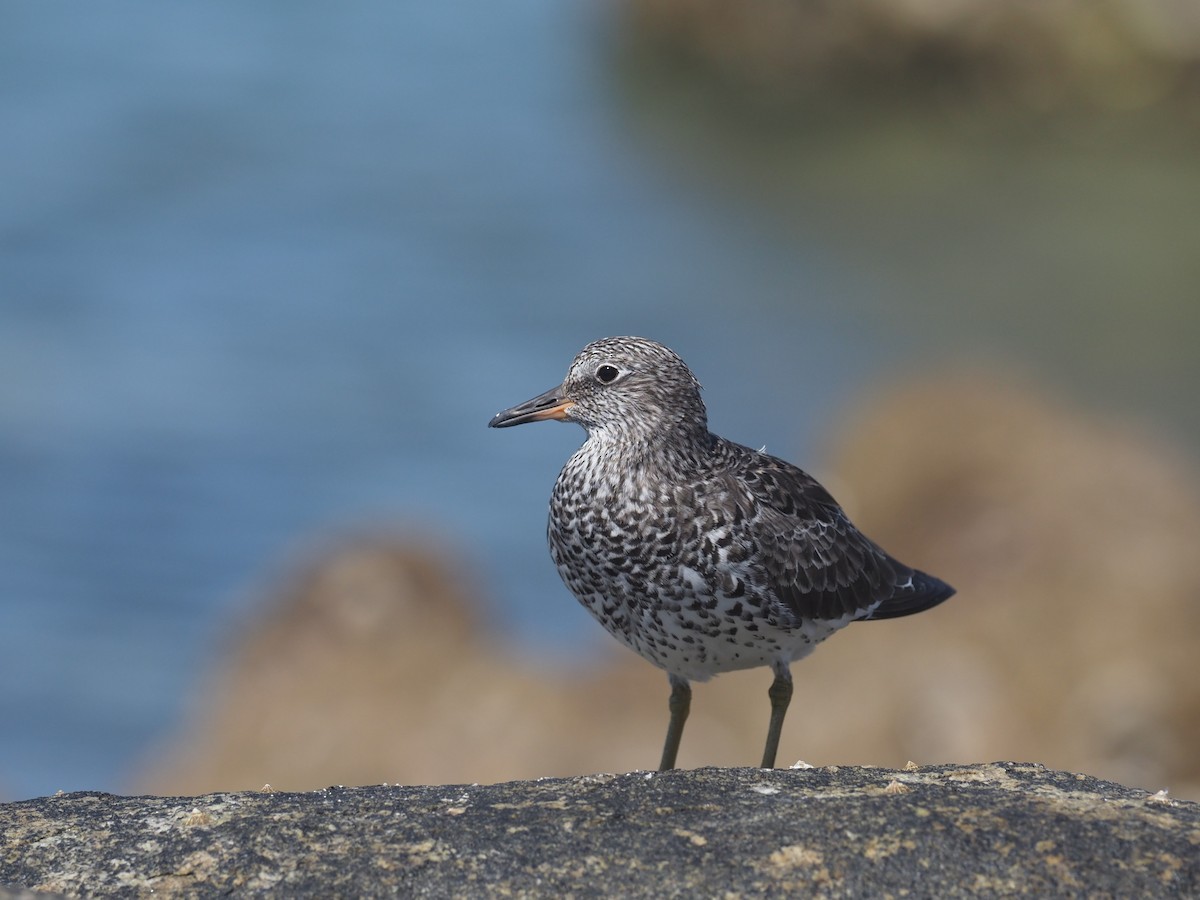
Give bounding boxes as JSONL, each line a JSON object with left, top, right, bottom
{"left": 489, "top": 385, "right": 574, "bottom": 428}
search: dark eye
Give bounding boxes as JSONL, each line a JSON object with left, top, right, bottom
{"left": 596, "top": 364, "right": 620, "bottom": 384}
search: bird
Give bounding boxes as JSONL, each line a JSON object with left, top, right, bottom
{"left": 489, "top": 336, "right": 954, "bottom": 770}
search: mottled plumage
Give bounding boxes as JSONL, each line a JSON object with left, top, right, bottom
{"left": 489, "top": 336, "right": 954, "bottom": 769}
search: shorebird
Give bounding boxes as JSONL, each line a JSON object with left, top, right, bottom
{"left": 489, "top": 336, "right": 954, "bottom": 770}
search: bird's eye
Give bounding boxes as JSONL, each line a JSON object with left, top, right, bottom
{"left": 596, "top": 364, "right": 620, "bottom": 384}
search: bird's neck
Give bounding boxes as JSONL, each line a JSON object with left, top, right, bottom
{"left": 577, "top": 420, "right": 713, "bottom": 477}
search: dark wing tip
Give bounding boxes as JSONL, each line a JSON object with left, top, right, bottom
{"left": 861, "top": 568, "right": 955, "bottom": 621}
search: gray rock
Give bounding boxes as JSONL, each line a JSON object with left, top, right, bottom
{"left": 3, "top": 763, "right": 1197, "bottom": 897}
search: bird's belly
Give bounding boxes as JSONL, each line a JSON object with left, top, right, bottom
{"left": 550, "top": 524, "right": 849, "bottom": 681}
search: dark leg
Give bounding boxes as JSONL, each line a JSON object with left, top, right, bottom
{"left": 659, "top": 675, "right": 691, "bottom": 771}
{"left": 761, "top": 664, "right": 793, "bottom": 768}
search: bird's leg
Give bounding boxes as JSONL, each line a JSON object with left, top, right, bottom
{"left": 659, "top": 675, "right": 691, "bottom": 771}
{"left": 761, "top": 663, "right": 793, "bottom": 768}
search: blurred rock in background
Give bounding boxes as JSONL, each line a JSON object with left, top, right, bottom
{"left": 824, "top": 370, "right": 1200, "bottom": 799}
{"left": 618, "top": 0, "right": 1200, "bottom": 109}
{"left": 140, "top": 371, "right": 1200, "bottom": 800}
{"left": 137, "top": 537, "right": 741, "bottom": 793}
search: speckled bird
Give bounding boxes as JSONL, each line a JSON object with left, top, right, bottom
{"left": 489, "top": 336, "right": 954, "bottom": 770}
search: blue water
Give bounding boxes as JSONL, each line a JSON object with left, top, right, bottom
{"left": 4, "top": 3, "right": 1196, "bottom": 801}
{"left": 0, "top": 2, "right": 885, "bottom": 800}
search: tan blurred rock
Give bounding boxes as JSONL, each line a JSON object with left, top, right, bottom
{"left": 620, "top": 0, "right": 1200, "bottom": 108}
{"left": 141, "top": 373, "right": 1200, "bottom": 801}
{"left": 139, "top": 537, "right": 751, "bottom": 793}
{"left": 819, "top": 371, "right": 1200, "bottom": 798}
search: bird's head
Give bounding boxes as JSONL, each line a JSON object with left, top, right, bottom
{"left": 488, "top": 336, "right": 708, "bottom": 442}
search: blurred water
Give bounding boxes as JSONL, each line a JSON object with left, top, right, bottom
{"left": 1, "top": 3, "right": 1196, "bottom": 800}
{"left": 0, "top": 2, "right": 865, "bottom": 799}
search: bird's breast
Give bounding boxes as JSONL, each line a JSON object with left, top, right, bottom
{"left": 548, "top": 448, "right": 682, "bottom": 593}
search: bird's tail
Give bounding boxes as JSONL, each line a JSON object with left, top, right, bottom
{"left": 860, "top": 568, "right": 955, "bottom": 621}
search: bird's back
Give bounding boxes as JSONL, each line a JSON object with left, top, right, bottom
{"left": 708, "top": 438, "right": 954, "bottom": 622}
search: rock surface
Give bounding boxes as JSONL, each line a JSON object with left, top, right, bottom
{"left": 4, "top": 763, "right": 1197, "bottom": 897}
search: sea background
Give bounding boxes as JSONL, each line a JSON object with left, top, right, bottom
{"left": 2, "top": 2, "right": 1198, "bottom": 801}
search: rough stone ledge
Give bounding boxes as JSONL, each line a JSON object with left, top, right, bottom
{"left": 2, "top": 762, "right": 1197, "bottom": 897}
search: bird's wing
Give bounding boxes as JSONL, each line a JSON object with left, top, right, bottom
{"left": 724, "top": 450, "right": 906, "bottom": 623}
